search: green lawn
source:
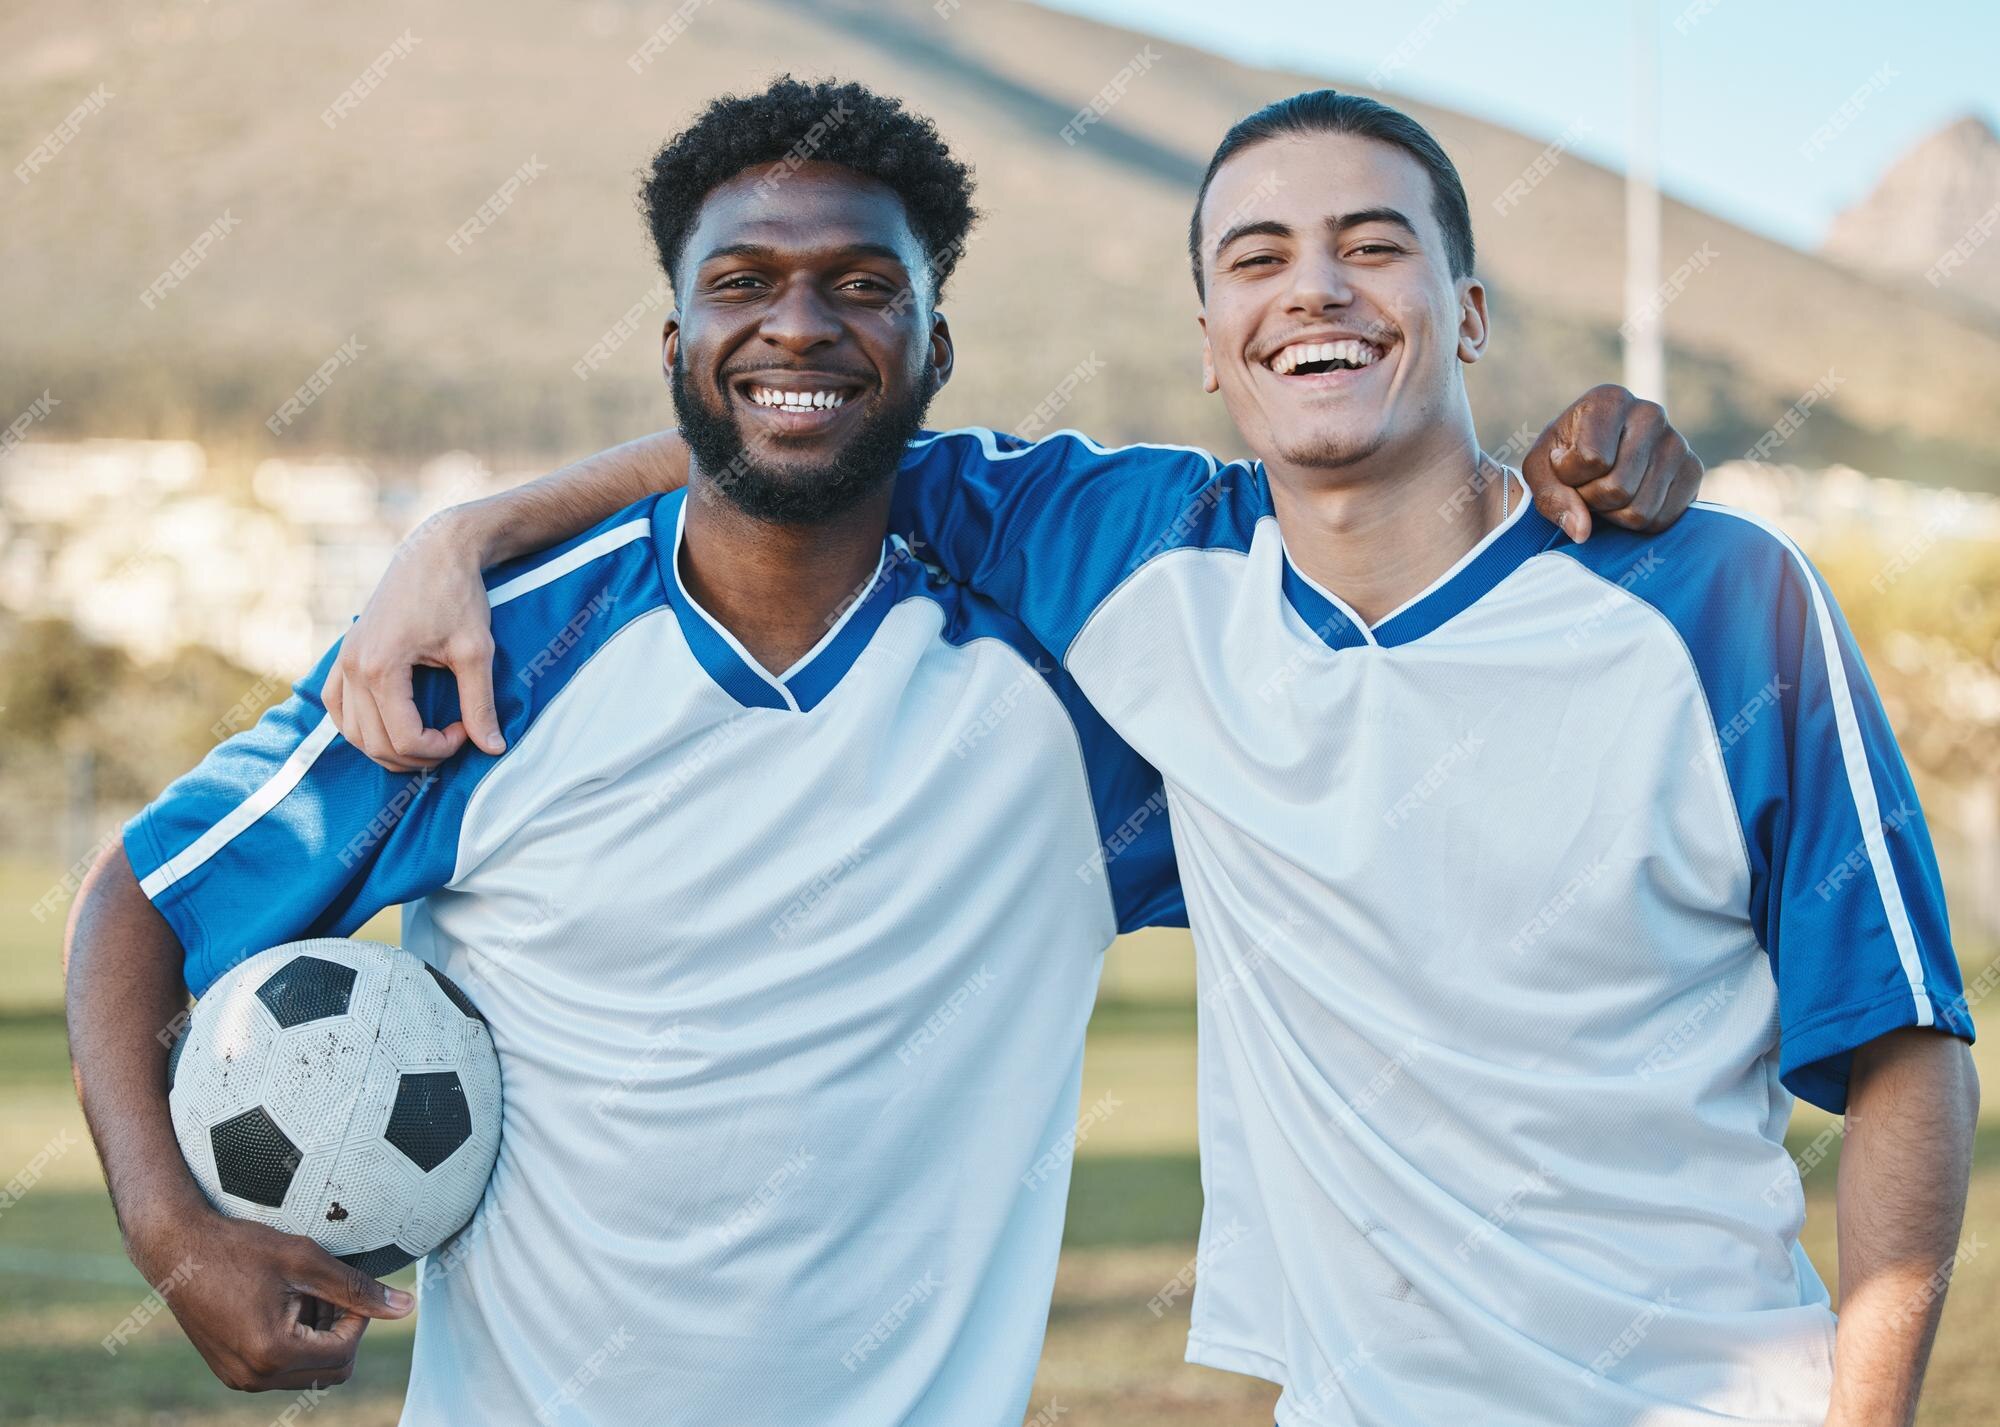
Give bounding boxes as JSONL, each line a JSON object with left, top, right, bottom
{"left": 6, "top": 875, "right": 1997, "bottom": 1426}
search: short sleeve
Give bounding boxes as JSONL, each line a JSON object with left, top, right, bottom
{"left": 891, "top": 428, "right": 1256, "bottom": 658}
{"left": 123, "top": 642, "right": 490, "bottom": 997}
{"left": 126, "top": 496, "right": 671, "bottom": 997}
{"left": 1654, "top": 514, "right": 1974, "bottom": 1111}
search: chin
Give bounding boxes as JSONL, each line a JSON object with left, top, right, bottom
{"left": 1274, "top": 428, "right": 1387, "bottom": 471}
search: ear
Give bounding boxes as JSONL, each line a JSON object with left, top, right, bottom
{"left": 929, "top": 310, "right": 955, "bottom": 394}
{"left": 1198, "top": 308, "right": 1219, "bottom": 394}
{"left": 661, "top": 312, "right": 681, "bottom": 381}
{"left": 1455, "top": 277, "right": 1488, "bottom": 365}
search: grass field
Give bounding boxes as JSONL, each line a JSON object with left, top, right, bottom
{"left": 4, "top": 871, "right": 1996, "bottom": 1426}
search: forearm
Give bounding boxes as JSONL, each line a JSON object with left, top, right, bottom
{"left": 63, "top": 846, "right": 209, "bottom": 1269}
{"left": 1824, "top": 1028, "right": 1979, "bottom": 1426}
{"left": 453, "top": 429, "right": 690, "bottom": 564}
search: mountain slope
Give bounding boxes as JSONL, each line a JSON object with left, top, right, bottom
{"left": 4, "top": 0, "right": 1998, "bottom": 491}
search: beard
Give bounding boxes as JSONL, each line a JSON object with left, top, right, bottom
{"left": 670, "top": 353, "right": 935, "bottom": 525}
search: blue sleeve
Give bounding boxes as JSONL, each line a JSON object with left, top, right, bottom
{"left": 127, "top": 495, "right": 671, "bottom": 997}
{"left": 123, "top": 642, "right": 491, "bottom": 998}
{"left": 1063, "top": 672, "right": 1184, "bottom": 934}
{"left": 1618, "top": 512, "right": 1972, "bottom": 1112}
{"left": 891, "top": 429, "right": 1256, "bottom": 658}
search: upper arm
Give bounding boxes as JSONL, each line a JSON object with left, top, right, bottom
{"left": 1717, "top": 531, "right": 1973, "bottom": 1112}
{"left": 124, "top": 643, "right": 486, "bottom": 996}
{"left": 890, "top": 429, "right": 1241, "bottom": 656}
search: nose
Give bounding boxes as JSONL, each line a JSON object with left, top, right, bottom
{"left": 1283, "top": 245, "right": 1355, "bottom": 317}
{"left": 757, "top": 279, "right": 843, "bottom": 355}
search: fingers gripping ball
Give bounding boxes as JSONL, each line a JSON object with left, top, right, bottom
{"left": 168, "top": 939, "right": 503, "bottom": 1278}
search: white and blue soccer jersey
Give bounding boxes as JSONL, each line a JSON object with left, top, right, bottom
{"left": 890, "top": 429, "right": 1974, "bottom": 1427}
{"left": 125, "top": 489, "right": 1182, "bottom": 1427}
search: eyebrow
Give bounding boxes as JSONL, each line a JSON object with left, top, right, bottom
{"left": 696, "top": 241, "right": 913, "bottom": 269}
{"left": 1211, "top": 207, "right": 1422, "bottom": 259}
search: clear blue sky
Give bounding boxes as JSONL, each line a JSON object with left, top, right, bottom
{"left": 1037, "top": 0, "right": 1999, "bottom": 250}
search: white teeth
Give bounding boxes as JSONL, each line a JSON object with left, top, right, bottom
{"left": 1268, "top": 339, "right": 1381, "bottom": 374}
{"left": 749, "top": 386, "right": 848, "bottom": 410}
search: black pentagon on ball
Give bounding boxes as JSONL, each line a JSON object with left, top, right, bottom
{"left": 385, "top": 1071, "right": 472, "bottom": 1172}
{"left": 256, "top": 955, "right": 358, "bottom": 1029}
{"left": 423, "top": 962, "right": 488, "bottom": 1025}
{"left": 211, "top": 1106, "right": 302, "bottom": 1208}
{"left": 339, "top": 1243, "right": 420, "bottom": 1279}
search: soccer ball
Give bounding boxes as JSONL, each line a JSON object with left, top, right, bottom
{"left": 168, "top": 938, "right": 503, "bottom": 1278}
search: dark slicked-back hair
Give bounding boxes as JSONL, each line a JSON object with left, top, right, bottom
{"left": 1188, "top": 89, "right": 1475, "bottom": 298}
{"left": 641, "top": 76, "right": 978, "bottom": 301}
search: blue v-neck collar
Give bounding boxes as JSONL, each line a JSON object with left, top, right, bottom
{"left": 654, "top": 490, "right": 912, "bottom": 713}
{"left": 1277, "top": 468, "right": 1568, "bottom": 652}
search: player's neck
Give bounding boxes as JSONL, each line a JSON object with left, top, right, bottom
{"left": 1267, "top": 422, "right": 1507, "bottom": 628}
{"left": 679, "top": 479, "right": 895, "bottom": 676}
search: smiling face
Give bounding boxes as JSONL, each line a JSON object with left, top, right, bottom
{"left": 665, "top": 162, "right": 953, "bottom": 524}
{"left": 1196, "top": 132, "right": 1486, "bottom": 483}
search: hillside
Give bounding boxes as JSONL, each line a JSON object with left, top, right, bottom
{"left": 5, "top": 0, "right": 1999, "bottom": 491}
{"left": 1825, "top": 113, "right": 2000, "bottom": 324}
